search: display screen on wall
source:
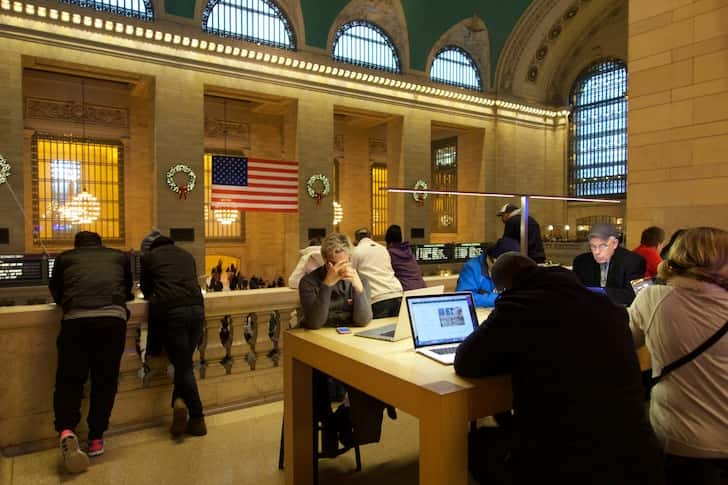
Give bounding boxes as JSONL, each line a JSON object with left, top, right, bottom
{"left": 413, "top": 242, "right": 490, "bottom": 264}
{"left": 0, "top": 254, "right": 45, "bottom": 287}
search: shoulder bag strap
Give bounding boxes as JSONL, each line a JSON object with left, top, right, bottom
{"left": 653, "top": 319, "right": 728, "bottom": 383}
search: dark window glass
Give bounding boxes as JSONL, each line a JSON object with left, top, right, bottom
{"left": 332, "top": 20, "right": 400, "bottom": 73}
{"left": 431, "top": 137, "right": 457, "bottom": 233}
{"left": 569, "top": 60, "right": 627, "bottom": 198}
{"left": 202, "top": 0, "right": 296, "bottom": 50}
{"left": 430, "top": 46, "right": 481, "bottom": 91}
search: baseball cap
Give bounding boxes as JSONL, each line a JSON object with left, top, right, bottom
{"left": 588, "top": 223, "right": 618, "bottom": 240}
{"left": 496, "top": 203, "right": 519, "bottom": 216}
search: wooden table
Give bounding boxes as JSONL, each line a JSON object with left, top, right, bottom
{"left": 283, "top": 310, "right": 512, "bottom": 485}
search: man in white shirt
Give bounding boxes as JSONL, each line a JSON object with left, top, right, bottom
{"left": 351, "top": 228, "right": 403, "bottom": 318}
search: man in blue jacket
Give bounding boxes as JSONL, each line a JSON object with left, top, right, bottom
{"left": 455, "top": 237, "right": 520, "bottom": 307}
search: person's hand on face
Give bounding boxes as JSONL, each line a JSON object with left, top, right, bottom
{"left": 323, "top": 251, "right": 350, "bottom": 287}
{"left": 338, "top": 261, "right": 364, "bottom": 293}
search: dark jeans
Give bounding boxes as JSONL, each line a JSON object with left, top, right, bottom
{"left": 54, "top": 316, "right": 127, "bottom": 439}
{"left": 162, "top": 305, "right": 205, "bottom": 418}
{"left": 665, "top": 454, "right": 728, "bottom": 485}
{"left": 372, "top": 297, "right": 402, "bottom": 319}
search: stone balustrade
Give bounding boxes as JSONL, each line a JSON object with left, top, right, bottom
{"left": 0, "top": 275, "right": 457, "bottom": 454}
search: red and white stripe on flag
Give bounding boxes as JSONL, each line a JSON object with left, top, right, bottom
{"left": 211, "top": 157, "right": 299, "bottom": 213}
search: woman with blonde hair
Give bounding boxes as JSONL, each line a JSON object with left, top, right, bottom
{"left": 629, "top": 227, "right": 728, "bottom": 485}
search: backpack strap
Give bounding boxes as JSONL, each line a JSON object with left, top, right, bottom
{"left": 653, "top": 319, "right": 728, "bottom": 383}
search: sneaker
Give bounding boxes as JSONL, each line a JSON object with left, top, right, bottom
{"left": 170, "top": 398, "right": 188, "bottom": 437}
{"left": 185, "top": 416, "right": 207, "bottom": 436}
{"left": 87, "top": 438, "right": 105, "bottom": 457}
{"left": 59, "top": 430, "right": 89, "bottom": 474}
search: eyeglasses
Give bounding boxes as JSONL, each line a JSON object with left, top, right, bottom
{"left": 589, "top": 243, "right": 610, "bottom": 252}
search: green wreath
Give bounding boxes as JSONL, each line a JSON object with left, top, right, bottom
{"left": 0, "top": 155, "right": 10, "bottom": 186}
{"left": 306, "top": 174, "right": 331, "bottom": 200}
{"left": 412, "top": 179, "right": 428, "bottom": 202}
{"left": 166, "top": 164, "right": 197, "bottom": 198}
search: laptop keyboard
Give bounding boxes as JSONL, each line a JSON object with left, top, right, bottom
{"left": 431, "top": 346, "right": 459, "bottom": 355}
{"left": 381, "top": 330, "right": 395, "bottom": 338}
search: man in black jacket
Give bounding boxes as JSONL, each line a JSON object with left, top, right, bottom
{"left": 496, "top": 203, "right": 546, "bottom": 263}
{"left": 572, "top": 223, "right": 646, "bottom": 305}
{"left": 141, "top": 236, "right": 206, "bottom": 438}
{"left": 49, "top": 231, "right": 133, "bottom": 473}
{"left": 455, "top": 253, "right": 664, "bottom": 485}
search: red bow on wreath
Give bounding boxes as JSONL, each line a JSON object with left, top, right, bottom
{"left": 178, "top": 185, "right": 189, "bottom": 200}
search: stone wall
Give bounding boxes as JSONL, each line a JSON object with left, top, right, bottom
{"left": 627, "top": 0, "right": 728, "bottom": 247}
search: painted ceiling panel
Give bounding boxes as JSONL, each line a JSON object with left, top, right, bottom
{"left": 166, "top": 0, "right": 197, "bottom": 18}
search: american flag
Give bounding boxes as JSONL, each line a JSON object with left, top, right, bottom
{"left": 210, "top": 155, "right": 298, "bottom": 213}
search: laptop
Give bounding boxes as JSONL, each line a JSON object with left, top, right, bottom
{"left": 355, "top": 285, "right": 445, "bottom": 341}
{"left": 406, "top": 292, "right": 480, "bottom": 365}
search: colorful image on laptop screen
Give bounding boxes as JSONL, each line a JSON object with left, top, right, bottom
{"left": 407, "top": 293, "right": 479, "bottom": 348}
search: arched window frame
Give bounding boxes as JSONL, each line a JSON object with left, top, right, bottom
{"left": 332, "top": 20, "right": 401, "bottom": 73}
{"left": 429, "top": 45, "right": 482, "bottom": 92}
{"left": 568, "top": 59, "right": 628, "bottom": 198}
{"left": 201, "top": 0, "right": 297, "bottom": 51}
{"left": 58, "top": 0, "right": 153, "bottom": 20}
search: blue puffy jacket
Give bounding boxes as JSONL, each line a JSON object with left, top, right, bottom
{"left": 455, "top": 255, "right": 496, "bottom": 308}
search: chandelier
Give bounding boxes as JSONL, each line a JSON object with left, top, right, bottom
{"left": 333, "top": 201, "right": 343, "bottom": 226}
{"left": 214, "top": 208, "right": 239, "bottom": 225}
{"left": 60, "top": 189, "right": 101, "bottom": 225}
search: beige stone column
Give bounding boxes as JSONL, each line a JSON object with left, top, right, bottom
{"left": 0, "top": 50, "right": 25, "bottom": 253}
{"left": 628, "top": 0, "right": 728, "bottom": 246}
{"left": 154, "top": 74, "right": 205, "bottom": 269}
{"left": 296, "top": 96, "right": 333, "bottom": 246}
{"left": 399, "top": 114, "right": 431, "bottom": 242}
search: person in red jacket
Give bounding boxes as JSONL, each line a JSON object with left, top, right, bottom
{"left": 633, "top": 226, "right": 665, "bottom": 278}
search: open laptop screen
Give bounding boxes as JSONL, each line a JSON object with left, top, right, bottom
{"left": 406, "top": 293, "right": 479, "bottom": 348}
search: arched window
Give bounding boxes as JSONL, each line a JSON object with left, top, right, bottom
{"left": 569, "top": 60, "right": 627, "bottom": 198}
{"left": 430, "top": 46, "right": 482, "bottom": 91}
{"left": 58, "top": 0, "right": 153, "bottom": 20}
{"left": 332, "top": 21, "right": 400, "bottom": 73}
{"left": 202, "top": 0, "right": 296, "bottom": 50}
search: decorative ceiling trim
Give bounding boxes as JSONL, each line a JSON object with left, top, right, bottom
{"left": 0, "top": 1, "right": 570, "bottom": 123}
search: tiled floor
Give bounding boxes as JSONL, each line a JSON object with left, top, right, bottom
{"left": 1, "top": 401, "right": 431, "bottom": 485}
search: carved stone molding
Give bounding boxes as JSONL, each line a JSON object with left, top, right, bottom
{"left": 368, "top": 137, "right": 387, "bottom": 154}
{"left": 25, "top": 98, "right": 129, "bottom": 127}
{"left": 205, "top": 117, "right": 250, "bottom": 144}
{"left": 496, "top": 0, "right": 560, "bottom": 93}
{"left": 525, "top": 0, "right": 594, "bottom": 84}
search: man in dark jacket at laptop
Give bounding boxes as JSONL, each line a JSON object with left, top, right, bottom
{"left": 49, "top": 231, "right": 133, "bottom": 473}
{"left": 572, "top": 223, "right": 646, "bottom": 305}
{"left": 455, "top": 253, "right": 664, "bottom": 485}
{"left": 141, "top": 236, "right": 206, "bottom": 438}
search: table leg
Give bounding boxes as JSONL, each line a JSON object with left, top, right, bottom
{"left": 418, "top": 393, "right": 470, "bottom": 485}
{"left": 284, "top": 351, "right": 313, "bottom": 485}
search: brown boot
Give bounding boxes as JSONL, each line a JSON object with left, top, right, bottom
{"left": 170, "top": 398, "right": 187, "bottom": 437}
{"left": 185, "top": 416, "right": 207, "bottom": 436}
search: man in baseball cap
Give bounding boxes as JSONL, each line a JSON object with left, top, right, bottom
{"left": 572, "top": 222, "right": 646, "bottom": 305}
{"left": 496, "top": 203, "right": 546, "bottom": 263}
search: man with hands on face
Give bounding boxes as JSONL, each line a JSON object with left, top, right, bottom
{"left": 299, "top": 232, "right": 372, "bottom": 329}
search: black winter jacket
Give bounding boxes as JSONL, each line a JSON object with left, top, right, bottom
{"left": 49, "top": 243, "right": 133, "bottom": 312}
{"left": 455, "top": 266, "right": 663, "bottom": 484}
{"left": 502, "top": 215, "right": 546, "bottom": 263}
{"left": 141, "top": 244, "right": 203, "bottom": 311}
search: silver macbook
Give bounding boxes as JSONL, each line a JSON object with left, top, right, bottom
{"left": 406, "top": 292, "right": 479, "bottom": 365}
{"left": 355, "top": 285, "right": 445, "bottom": 341}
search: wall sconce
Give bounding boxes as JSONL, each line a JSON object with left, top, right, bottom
{"left": 564, "top": 224, "right": 571, "bottom": 241}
